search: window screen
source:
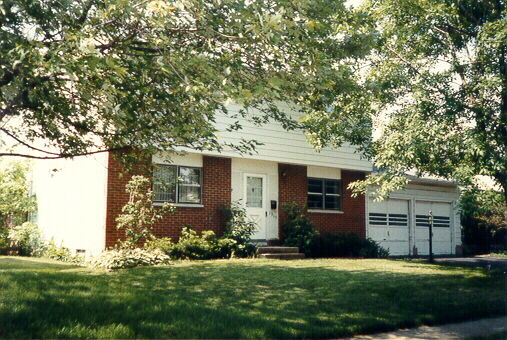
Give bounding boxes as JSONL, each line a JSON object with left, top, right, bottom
{"left": 153, "top": 164, "right": 202, "bottom": 204}
{"left": 307, "top": 178, "right": 342, "bottom": 210}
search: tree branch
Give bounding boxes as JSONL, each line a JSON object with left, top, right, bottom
{"left": 0, "top": 146, "right": 130, "bottom": 160}
{"left": 0, "top": 128, "right": 61, "bottom": 155}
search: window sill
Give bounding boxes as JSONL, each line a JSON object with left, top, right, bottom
{"left": 308, "top": 209, "right": 344, "bottom": 214}
{"left": 153, "top": 202, "right": 204, "bottom": 208}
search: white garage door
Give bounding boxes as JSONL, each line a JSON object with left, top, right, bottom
{"left": 368, "top": 199, "right": 410, "bottom": 255}
{"left": 415, "top": 201, "right": 452, "bottom": 255}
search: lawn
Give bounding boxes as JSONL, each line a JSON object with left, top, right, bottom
{"left": 0, "top": 257, "right": 506, "bottom": 339}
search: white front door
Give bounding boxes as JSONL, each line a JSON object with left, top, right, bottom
{"left": 244, "top": 173, "right": 267, "bottom": 240}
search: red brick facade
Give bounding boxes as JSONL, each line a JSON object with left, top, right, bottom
{"left": 278, "top": 163, "right": 308, "bottom": 239}
{"left": 278, "top": 163, "right": 366, "bottom": 238}
{"left": 105, "top": 153, "right": 231, "bottom": 248}
{"left": 307, "top": 170, "right": 366, "bottom": 237}
{"left": 105, "top": 153, "right": 366, "bottom": 248}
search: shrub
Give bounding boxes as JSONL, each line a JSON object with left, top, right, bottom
{"left": 282, "top": 202, "right": 317, "bottom": 255}
{"left": 43, "top": 242, "right": 83, "bottom": 264}
{"left": 168, "top": 227, "right": 236, "bottom": 260}
{"left": 116, "top": 175, "right": 174, "bottom": 248}
{"left": 461, "top": 189, "right": 507, "bottom": 254}
{"left": 8, "top": 222, "right": 45, "bottom": 256}
{"left": 222, "top": 201, "right": 257, "bottom": 257}
{"left": 88, "top": 248, "right": 172, "bottom": 270}
{"left": 145, "top": 237, "right": 174, "bottom": 254}
{"left": 148, "top": 227, "right": 237, "bottom": 260}
{"left": 0, "top": 227, "right": 9, "bottom": 254}
{"left": 0, "top": 160, "right": 36, "bottom": 229}
{"left": 310, "top": 232, "right": 389, "bottom": 258}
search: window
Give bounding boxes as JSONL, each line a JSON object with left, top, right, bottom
{"left": 246, "top": 176, "right": 263, "bottom": 208}
{"left": 308, "top": 178, "right": 342, "bottom": 210}
{"left": 416, "top": 215, "right": 450, "bottom": 228}
{"left": 153, "top": 164, "right": 202, "bottom": 204}
{"left": 369, "top": 213, "right": 387, "bottom": 225}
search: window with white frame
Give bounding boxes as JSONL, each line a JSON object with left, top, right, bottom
{"left": 308, "top": 178, "right": 342, "bottom": 210}
{"left": 153, "top": 164, "right": 202, "bottom": 204}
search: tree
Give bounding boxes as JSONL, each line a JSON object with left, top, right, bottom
{"left": 304, "top": 0, "right": 507, "bottom": 203}
{"left": 116, "top": 175, "right": 174, "bottom": 248}
{"left": 0, "top": 160, "right": 35, "bottom": 228}
{"left": 0, "top": 0, "right": 370, "bottom": 162}
{"left": 461, "top": 188, "right": 507, "bottom": 253}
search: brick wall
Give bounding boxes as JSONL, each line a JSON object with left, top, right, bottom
{"left": 308, "top": 170, "right": 366, "bottom": 237}
{"left": 278, "top": 163, "right": 308, "bottom": 239}
{"left": 278, "top": 164, "right": 366, "bottom": 238}
{"left": 105, "top": 152, "right": 231, "bottom": 248}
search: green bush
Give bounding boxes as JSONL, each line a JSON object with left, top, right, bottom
{"left": 43, "top": 242, "right": 83, "bottom": 264}
{"left": 282, "top": 202, "right": 317, "bottom": 255}
{"left": 145, "top": 237, "right": 174, "bottom": 254}
{"left": 461, "top": 189, "right": 507, "bottom": 254}
{"left": 8, "top": 222, "right": 45, "bottom": 256}
{"left": 0, "top": 161, "right": 36, "bottom": 230}
{"left": 310, "top": 232, "right": 389, "bottom": 258}
{"left": 0, "top": 227, "right": 9, "bottom": 254}
{"left": 88, "top": 248, "right": 172, "bottom": 270}
{"left": 116, "top": 175, "right": 174, "bottom": 248}
{"left": 222, "top": 201, "right": 257, "bottom": 257}
{"left": 147, "top": 227, "right": 236, "bottom": 260}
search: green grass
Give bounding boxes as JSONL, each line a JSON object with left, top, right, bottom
{"left": 1, "top": 256, "right": 506, "bottom": 339}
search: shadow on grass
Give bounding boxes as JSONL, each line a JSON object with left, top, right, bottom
{"left": 0, "top": 258, "right": 506, "bottom": 339}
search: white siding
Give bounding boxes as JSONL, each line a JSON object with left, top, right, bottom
{"left": 32, "top": 154, "right": 108, "bottom": 256}
{"left": 181, "top": 104, "right": 372, "bottom": 171}
{"left": 153, "top": 152, "right": 203, "bottom": 167}
{"left": 307, "top": 165, "right": 341, "bottom": 179}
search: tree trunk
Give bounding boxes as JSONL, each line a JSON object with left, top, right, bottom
{"left": 497, "top": 173, "right": 507, "bottom": 206}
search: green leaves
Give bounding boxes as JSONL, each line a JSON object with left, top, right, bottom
{"left": 116, "top": 175, "right": 175, "bottom": 248}
{"left": 1, "top": 0, "right": 367, "bottom": 164}
{"left": 0, "top": 160, "right": 35, "bottom": 227}
{"left": 303, "top": 0, "right": 507, "bottom": 201}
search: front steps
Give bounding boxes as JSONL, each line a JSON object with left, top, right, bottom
{"left": 256, "top": 246, "right": 305, "bottom": 260}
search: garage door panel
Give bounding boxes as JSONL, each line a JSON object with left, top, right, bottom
{"left": 369, "top": 227, "right": 387, "bottom": 241}
{"left": 416, "top": 243, "right": 429, "bottom": 255}
{"left": 369, "top": 200, "right": 387, "bottom": 213}
{"left": 431, "top": 202, "right": 451, "bottom": 216}
{"left": 415, "top": 228, "right": 428, "bottom": 241}
{"left": 389, "top": 228, "right": 409, "bottom": 241}
{"left": 368, "top": 198, "right": 410, "bottom": 256}
{"left": 433, "top": 228, "right": 451, "bottom": 241}
{"left": 415, "top": 201, "right": 452, "bottom": 255}
{"left": 387, "top": 199, "right": 408, "bottom": 214}
{"left": 383, "top": 241, "right": 409, "bottom": 256}
{"left": 433, "top": 241, "right": 451, "bottom": 254}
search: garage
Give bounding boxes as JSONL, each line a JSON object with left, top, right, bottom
{"left": 367, "top": 191, "right": 457, "bottom": 256}
{"left": 414, "top": 201, "right": 453, "bottom": 255}
{"left": 367, "top": 198, "right": 410, "bottom": 255}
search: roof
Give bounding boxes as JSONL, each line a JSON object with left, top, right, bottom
{"left": 406, "top": 175, "right": 458, "bottom": 188}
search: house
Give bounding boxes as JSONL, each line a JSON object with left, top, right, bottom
{"left": 31, "top": 105, "right": 462, "bottom": 256}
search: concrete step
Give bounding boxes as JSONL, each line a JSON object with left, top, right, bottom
{"left": 257, "top": 246, "right": 300, "bottom": 254}
{"left": 257, "top": 253, "right": 305, "bottom": 260}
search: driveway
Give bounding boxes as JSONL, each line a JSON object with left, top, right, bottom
{"left": 349, "top": 315, "right": 507, "bottom": 340}
{"left": 435, "top": 256, "right": 507, "bottom": 270}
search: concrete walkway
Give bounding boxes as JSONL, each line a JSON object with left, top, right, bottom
{"left": 349, "top": 315, "right": 507, "bottom": 339}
